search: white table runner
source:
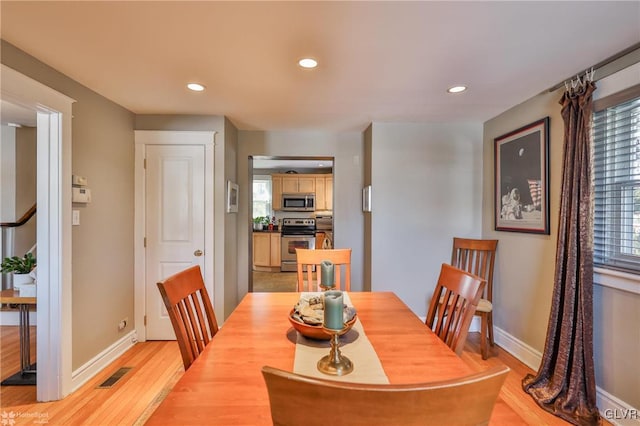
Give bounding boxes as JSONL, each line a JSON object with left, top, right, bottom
{"left": 293, "top": 292, "right": 390, "bottom": 384}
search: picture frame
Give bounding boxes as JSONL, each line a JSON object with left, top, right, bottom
{"left": 226, "top": 180, "right": 238, "bottom": 213}
{"left": 362, "top": 185, "right": 372, "bottom": 212}
{"left": 494, "top": 117, "right": 550, "bottom": 234}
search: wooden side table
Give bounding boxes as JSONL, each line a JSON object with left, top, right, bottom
{"left": 1, "top": 289, "right": 36, "bottom": 385}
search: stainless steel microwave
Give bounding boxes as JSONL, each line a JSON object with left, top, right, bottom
{"left": 282, "top": 193, "right": 315, "bottom": 211}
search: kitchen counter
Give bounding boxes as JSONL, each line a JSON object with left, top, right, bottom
{"left": 253, "top": 229, "right": 280, "bottom": 233}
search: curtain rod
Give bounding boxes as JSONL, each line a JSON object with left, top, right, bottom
{"left": 547, "top": 42, "right": 640, "bottom": 92}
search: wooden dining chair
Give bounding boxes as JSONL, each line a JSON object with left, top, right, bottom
{"left": 426, "top": 263, "right": 486, "bottom": 356}
{"left": 451, "top": 237, "right": 498, "bottom": 359}
{"left": 157, "top": 265, "right": 219, "bottom": 370}
{"left": 295, "top": 248, "right": 351, "bottom": 291}
{"left": 261, "top": 365, "right": 509, "bottom": 426}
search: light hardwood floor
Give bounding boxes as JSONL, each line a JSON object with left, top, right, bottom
{"left": 1, "top": 327, "right": 608, "bottom": 425}
{"left": 252, "top": 270, "right": 298, "bottom": 292}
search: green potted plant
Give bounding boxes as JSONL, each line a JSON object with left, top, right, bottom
{"left": 1, "top": 253, "right": 37, "bottom": 291}
{"left": 253, "top": 216, "right": 265, "bottom": 231}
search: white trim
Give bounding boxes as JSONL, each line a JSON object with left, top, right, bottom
{"left": 469, "top": 315, "right": 481, "bottom": 332}
{"left": 1, "top": 64, "right": 75, "bottom": 401}
{"left": 494, "top": 326, "right": 542, "bottom": 371}
{"left": 71, "top": 331, "right": 138, "bottom": 391}
{"left": 597, "top": 387, "right": 640, "bottom": 426}
{"left": 594, "top": 267, "right": 640, "bottom": 296}
{"left": 495, "top": 326, "right": 639, "bottom": 425}
{"left": 133, "top": 131, "right": 216, "bottom": 342}
{"left": 594, "top": 62, "right": 640, "bottom": 101}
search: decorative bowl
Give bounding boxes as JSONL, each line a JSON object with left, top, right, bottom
{"left": 288, "top": 308, "right": 357, "bottom": 340}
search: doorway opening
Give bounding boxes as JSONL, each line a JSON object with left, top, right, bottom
{"left": 249, "top": 156, "right": 333, "bottom": 292}
{"left": 1, "top": 106, "right": 38, "bottom": 386}
{"left": 1, "top": 65, "right": 75, "bottom": 401}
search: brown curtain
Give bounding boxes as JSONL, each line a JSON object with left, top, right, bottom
{"left": 522, "top": 80, "right": 601, "bottom": 426}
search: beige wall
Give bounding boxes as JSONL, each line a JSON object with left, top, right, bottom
{"left": 237, "top": 130, "right": 364, "bottom": 297}
{"left": 223, "top": 117, "right": 239, "bottom": 318}
{"left": 369, "top": 122, "right": 484, "bottom": 316}
{"left": 482, "top": 89, "right": 561, "bottom": 350}
{"left": 14, "top": 126, "right": 36, "bottom": 258}
{"left": 363, "top": 124, "right": 372, "bottom": 292}
{"left": 0, "top": 125, "right": 16, "bottom": 223}
{"left": 2, "top": 40, "right": 136, "bottom": 370}
{"left": 15, "top": 126, "right": 36, "bottom": 217}
{"left": 482, "top": 58, "right": 640, "bottom": 409}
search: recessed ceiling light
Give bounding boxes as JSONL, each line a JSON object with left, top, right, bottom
{"left": 187, "top": 83, "right": 206, "bottom": 92}
{"left": 447, "top": 85, "right": 467, "bottom": 94}
{"left": 298, "top": 58, "right": 318, "bottom": 69}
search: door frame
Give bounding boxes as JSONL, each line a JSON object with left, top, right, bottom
{"left": 1, "top": 64, "right": 75, "bottom": 400}
{"left": 134, "top": 131, "right": 215, "bottom": 341}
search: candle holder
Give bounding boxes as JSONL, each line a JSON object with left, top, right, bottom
{"left": 317, "top": 325, "right": 353, "bottom": 376}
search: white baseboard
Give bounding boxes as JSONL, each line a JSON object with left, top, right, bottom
{"left": 495, "top": 326, "right": 639, "bottom": 425}
{"left": 597, "top": 387, "right": 640, "bottom": 426}
{"left": 0, "top": 310, "right": 37, "bottom": 325}
{"left": 469, "top": 316, "right": 481, "bottom": 333}
{"left": 494, "top": 326, "right": 542, "bottom": 371}
{"left": 71, "top": 330, "right": 138, "bottom": 392}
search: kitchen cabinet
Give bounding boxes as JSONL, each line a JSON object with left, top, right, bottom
{"left": 325, "top": 176, "right": 333, "bottom": 210}
{"left": 272, "top": 176, "right": 282, "bottom": 210}
{"left": 272, "top": 173, "right": 333, "bottom": 211}
{"left": 253, "top": 232, "right": 281, "bottom": 270}
{"left": 315, "top": 175, "right": 333, "bottom": 210}
{"left": 282, "top": 175, "right": 315, "bottom": 193}
{"left": 315, "top": 177, "right": 325, "bottom": 210}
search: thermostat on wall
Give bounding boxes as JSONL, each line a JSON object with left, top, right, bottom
{"left": 72, "top": 175, "right": 88, "bottom": 186}
{"left": 72, "top": 187, "right": 92, "bottom": 203}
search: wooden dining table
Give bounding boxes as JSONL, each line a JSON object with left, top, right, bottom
{"left": 145, "top": 292, "right": 524, "bottom": 425}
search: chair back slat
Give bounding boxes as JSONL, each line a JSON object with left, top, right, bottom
{"left": 262, "top": 365, "right": 509, "bottom": 426}
{"left": 451, "top": 238, "right": 497, "bottom": 301}
{"left": 426, "top": 263, "right": 486, "bottom": 355}
{"left": 295, "top": 248, "right": 351, "bottom": 291}
{"left": 157, "top": 265, "right": 219, "bottom": 370}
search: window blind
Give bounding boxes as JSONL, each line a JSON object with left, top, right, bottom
{"left": 593, "top": 95, "right": 640, "bottom": 272}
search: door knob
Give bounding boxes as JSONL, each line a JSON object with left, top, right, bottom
{"left": 194, "top": 249, "right": 203, "bottom": 257}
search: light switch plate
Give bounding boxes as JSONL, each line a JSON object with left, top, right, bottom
{"left": 72, "top": 210, "right": 80, "bottom": 226}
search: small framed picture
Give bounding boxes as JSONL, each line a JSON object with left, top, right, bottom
{"left": 494, "top": 117, "right": 550, "bottom": 234}
{"left": 362, "top": 185, "right": 372, "bottom": 212}
{"left": 226, "top": 181, "right": 238, "bottom": 213}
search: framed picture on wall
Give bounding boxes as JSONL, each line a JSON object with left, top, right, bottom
{"left": 227, "top": 180, "right": 239, "bottom": 213}
{"left": 362, "top": 185, "right": 372, "bottom": 212}
{"left": 494, "top": 117, "right": 550, "bottom": 234}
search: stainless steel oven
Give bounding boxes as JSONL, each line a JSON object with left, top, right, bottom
{"left": 280, "top": 218, "right": 316, "bottom": 272}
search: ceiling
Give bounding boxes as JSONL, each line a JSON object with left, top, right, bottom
{"left": 1, "top": 1, "right": 639, "bottom": 132}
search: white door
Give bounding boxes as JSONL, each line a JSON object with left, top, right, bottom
{"left": 145, "top": 144, "right": 205, "bottom": 340}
